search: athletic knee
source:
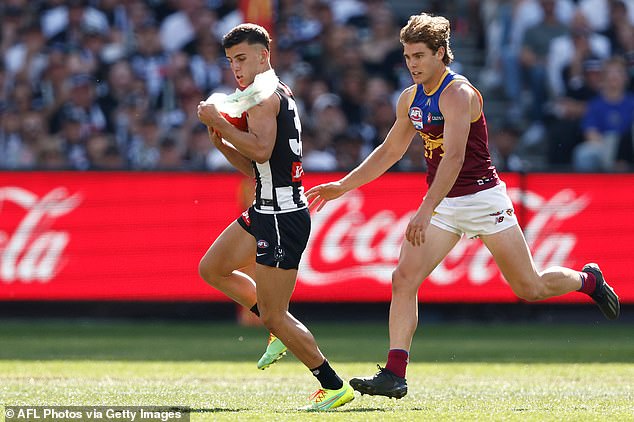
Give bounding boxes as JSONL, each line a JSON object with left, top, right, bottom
{"left": 391, "top": 267, "right": 420, "bottom": 296}
{"left": 510, "top": 278, "right": 545, "bottom": 302}
{"left": 516, "top": 288, "right": 543, "bottom": 302}
{"left": 259, "top": 310, "right": 284, "bottom": 332}
{"left": 198, "top": 257, "right": 220, "bottom": 286}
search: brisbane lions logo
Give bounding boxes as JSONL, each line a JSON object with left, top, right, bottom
{"left": 409, "top": 107, "right": 423, "bottom": 130}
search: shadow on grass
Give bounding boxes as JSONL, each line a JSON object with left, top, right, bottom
{"left": 0, "top": 320, "right": 632, "bottom": 363}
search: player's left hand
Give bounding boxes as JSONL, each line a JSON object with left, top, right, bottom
{"left": 207, "top": 126, "right": 224, "bottom": 148}
{"left": 405, "top": 207, "right": 432, "bottom": 246}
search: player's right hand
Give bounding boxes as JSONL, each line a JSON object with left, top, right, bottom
{"left": 305, "top": 182, "right": 346, "bottom": 212}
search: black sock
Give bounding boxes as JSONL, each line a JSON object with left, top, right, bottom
{"left": 250, "top": 304, "right": 260, "bottom": 317}
{"left": 310, "top": 360, "right": 343, "bottom": 390}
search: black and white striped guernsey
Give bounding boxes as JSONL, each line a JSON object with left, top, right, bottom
{"left": 253, "top": 81, "right": 308, "bottom": 214}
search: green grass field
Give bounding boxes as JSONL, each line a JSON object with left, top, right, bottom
{"left": 1, "top": 320, "right": 633, "bottom": 421}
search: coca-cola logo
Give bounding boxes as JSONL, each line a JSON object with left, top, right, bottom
{"left": 0, "top": 187, "right": 82, "bottom": 283}
{"left": 300, "top": 188, "right": 589, "bottom": 286}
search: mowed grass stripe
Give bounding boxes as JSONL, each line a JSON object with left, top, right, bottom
{"left": 0, "top": 321, "right": 632, "bottom": 362}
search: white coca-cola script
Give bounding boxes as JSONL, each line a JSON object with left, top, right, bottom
{"left": 300, "top": 188, "right": 589, "bottom": 286}
{"left": 0, "top": 187, "right": 82, "bottom": 283}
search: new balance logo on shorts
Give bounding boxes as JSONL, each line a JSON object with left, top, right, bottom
{"left": 490, "top": 209, "right": 513, "bottom": 224}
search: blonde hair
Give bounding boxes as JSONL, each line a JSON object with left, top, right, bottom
{"left": 400, "top": 13, "right": 454, "bottom": 65}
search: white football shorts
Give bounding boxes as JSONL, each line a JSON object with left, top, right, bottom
{"left": 430, "top": 182, "right": 518, "bottom": 239}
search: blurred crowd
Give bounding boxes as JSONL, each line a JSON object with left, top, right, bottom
{"left": 481, "top": 0, "right": 634, "bottom": 172}
{"left": 0, "top": 0, "right": 632, "bottom": 172}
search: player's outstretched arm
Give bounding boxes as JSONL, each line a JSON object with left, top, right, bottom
{"left": 306, "top": 87, "right": 418, "bottom": 212}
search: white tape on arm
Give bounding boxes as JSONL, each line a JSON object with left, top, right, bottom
{"left": 205, "top": 69, "right": 279, "bottom": 117}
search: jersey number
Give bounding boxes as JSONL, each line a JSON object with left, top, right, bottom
{"left": 287, "top": 98, "right": 302, "bottom": 156}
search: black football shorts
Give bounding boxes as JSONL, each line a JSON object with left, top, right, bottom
{"left": 237, "top": 207, "right": 311, "bottom": 270}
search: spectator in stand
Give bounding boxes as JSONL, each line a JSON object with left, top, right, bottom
{"left": 517, "top": 0, "right": 568, "bottom": 144}
{"left": 333, "top": 129, "right": 366, "bottom": 170}
{"left": 181, "top": 7, "right": 220, "bottom": 56}
{"left": 44, "top": 0, "right": 108, "bottom": 49}
{"left": 489, "top": 122, "right": 525, "bottom": 172}
{"left": 359, "top": 4, "right": 402, "bottom": 86}
{"left": 547, "top": 10, "right": 611, "bottom": 98}
{"left": 614, "top": 125, "right": 633, "bottom": 170}
{"left": 98, "top": 0, "right": 127, "bottom": 33}
{"left": 37, "top": 45, "right": 71, "bottom": 122}
{"left": 77, "top": 20, "right": 112, "bottom": 79}
{"left": 35, "top": 135, "right": 69, "bottom": 169}
{"left": 4, "top": 20, "right": 48, "bottom": 87}
{"left": 189, "top": 33, "right": 224, "bottom": 95}
{"left": 484, "top": 0, "right": 572, "bottom": 120}
{"left": 159, "top": 0, "right": 205, "bottom": 53}
{"left": 313, "top": 23, "right": 360, "bottom": 84}
{"left": 99, "top": 142, "right": 125, "bottom": 169}
{"left": 165, "top": 67, "right": 206, "bottom": 149}
{"left": 600, "top": 0, "right": 634, "bottom": 90}
{"left": 49, "top": 73, "right": 109, "bottom": 136}
{"left": 115, "top": 0, "right": 155, "bottom": 51}
{"left": 0, "top": 0, "right": 28, "bottom": 70}
{"left": 601, "top": 0, "right": 634, "bottom": 55}
{"left": 0, "top": 106, "right": 37, "bottom": 169}
{"left": 97, "top": 0, "right": 144, "bottom": 61}
{"left": 364, "top": 94, "right": 397, "bottom": 149}
{"left": 127, "top": 113, "right": 162, "bottom": 170}
{"left": 184, "top": 123, "right": 214, "bottom": 170}
{"left": 300, "top": 126, "right": 338, "bottom": 171}
{"left": 157, "top": 134, "right": 184, "bottom": 170}
{"left": 305, "top": 92, "right": 348, "bottom": 169}
{"left": 576, "top": 0, "right": 634, "bottom": 33}
{"left": 85, "top": 131, "right": 123, "bottom": 169}
{"left": 398, "top": 137, "right": 427, "bottom": 172}
{"left": 109, "top": 86, "right": 152, "bottom": 165}
{"left": 546, "top": 57, "right": 603, "bottom": 168}
{"left": 573, "top": 56, "right": 634, "bottom": 171}
{"left": 99, "top": 60, "right": 137, "bottom": 131}
{"left": 337, "top": 68, "right": 367, "bottom": 127}
{"left": 9, "top": 78, "right": 37, "bottom": 114}
{"left": 129, "top": 17, "right": 170, "bottom": 107}
{"left": 56, "top": 108, "right": 89, "bottom": 170}
{"left": 0, "top": 63, "right": 7, "bottom": 104}
{"left": 19, "top": 110, "right": 48, "bottom": 164}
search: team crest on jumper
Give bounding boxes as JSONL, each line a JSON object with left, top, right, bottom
{"left": 409, "top": 107, "right": 423, "bottom": 130}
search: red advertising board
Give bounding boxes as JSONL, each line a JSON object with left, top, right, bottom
{"left": 0, "top": 172, "right": 632, "bottom": 303}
